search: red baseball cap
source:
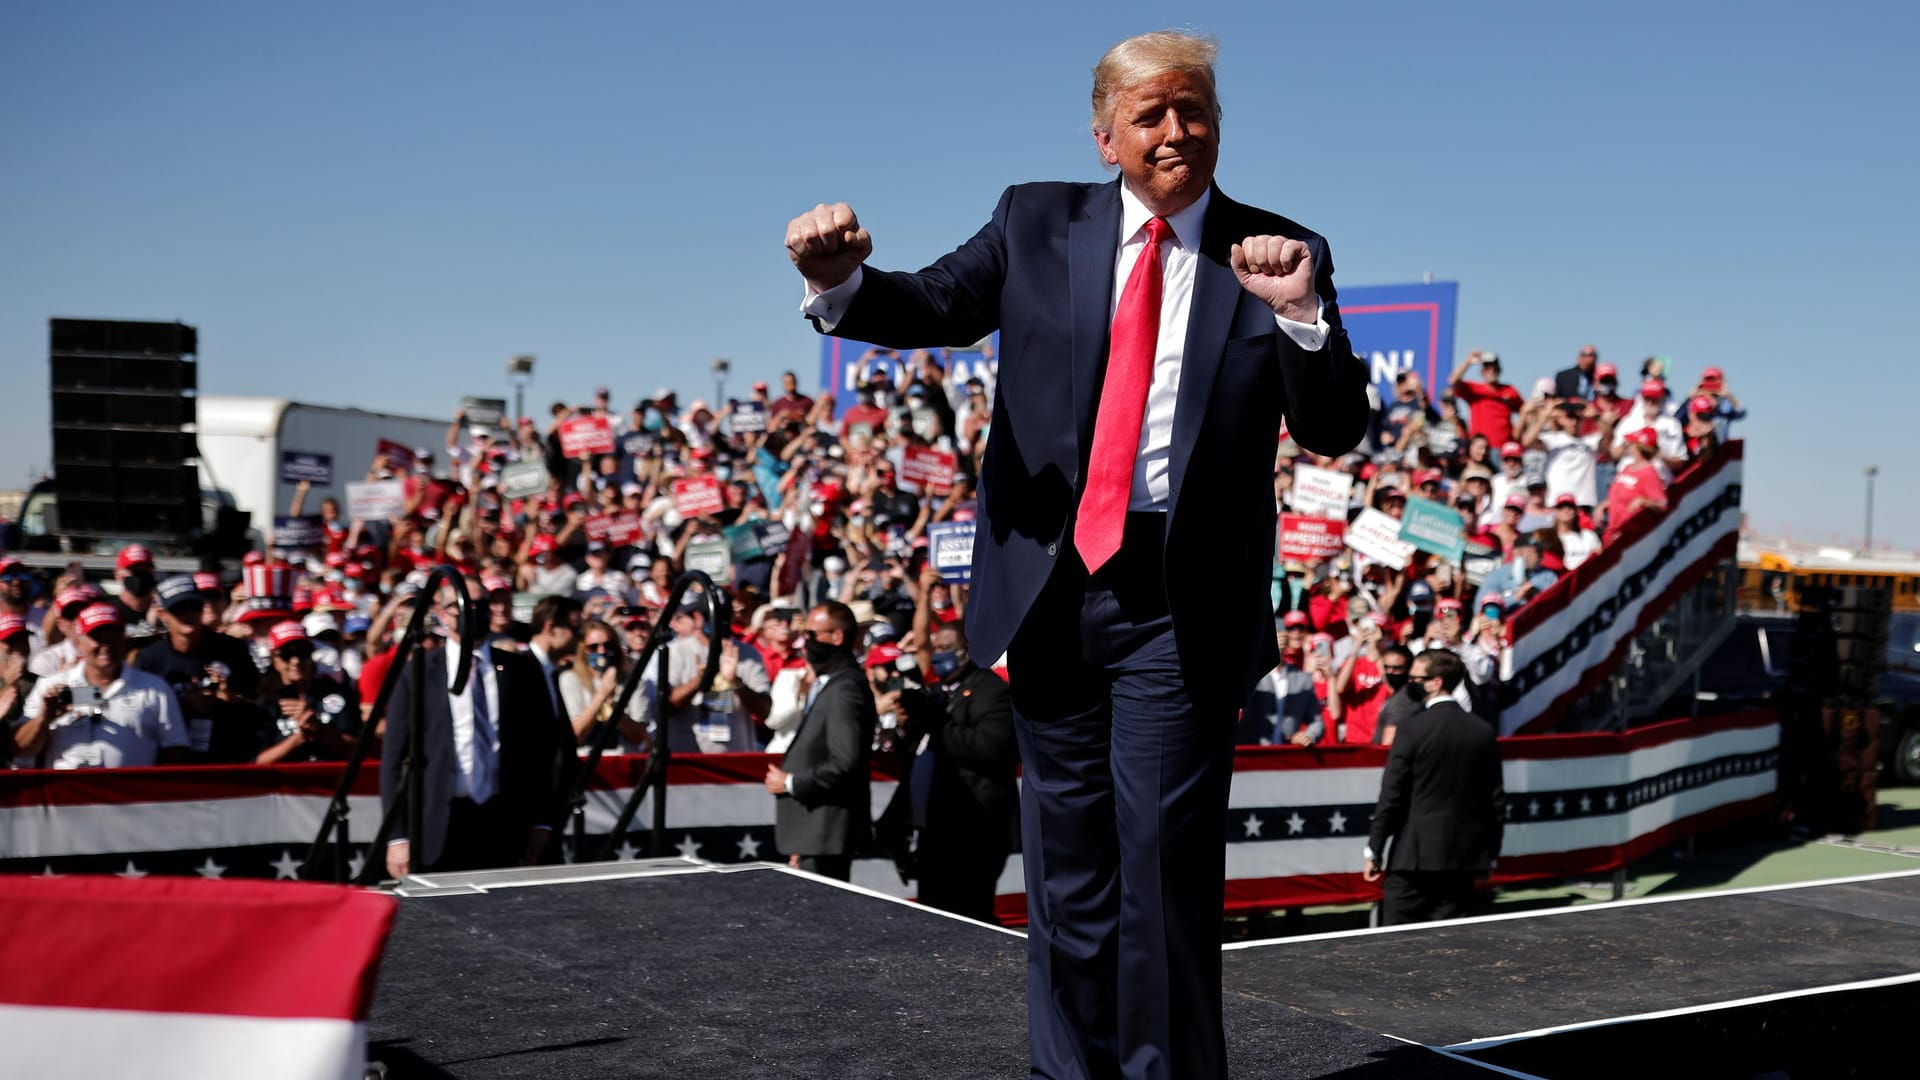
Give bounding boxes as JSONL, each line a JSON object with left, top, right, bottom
{"left": 1624, "top": 426, "right": 1659, "bottom": 448}
{"left": 1595, "top": 362, "right": 1619, "bottom": 380}
{"left": 1700, "top": 366, "right": 1725, "bottom": 385}
{"left": 268, "top": 621, "right": 310, "bottom": 652}
{"left": 1638, "top": 378, "right": 1666, "bottom": 399}
{"left": 242, "top": 550, "right": 266, "bottom": 567}
{"left": 56, "top": 585, "right": 102, "bottom": 613}
{"left": 528, "top": 534, "right": 558, "bottom": 557}
{"left": 1553, "top": 493, "right": 1579, "bottom": 508}
{"left": 1281, "top": 611, "right": 1311, "bottom": 628}
{"left": 1500, "top": 441, "right": 1524, "bottom": 457}
{"left": 0, "top": 614, "right": 27, "bottom": 644}
{"left": 75, "top": 603, "right": 122, "bottom": 636}
{"left": 1437, "top": 598, "right": 1465, "bottom": 614}
{"left": 753, "top": 381, "right": 769, "bottom": 393}
{"left": 115, "top": 545, "right": 154, "bottom": 571}
{"left": 1504, "top": 494, "right": 1528, "bottom": 509}
{"left": 1414, "top": 468, "right": 1443, "bottom": 488}
{"left": 864, "top": 643, "right": 904, "bottom": 668}
{"left": 1689, "top": 395, "right": 1718, "bottom": 415}
{"left": 0, "top": 556, "right": 21, "bottom": 577}
{"left": 193, "top": 572, "right": 223, "bottom": 594}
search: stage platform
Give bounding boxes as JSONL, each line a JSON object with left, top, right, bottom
{"left": 367, "top": 862, "right": 1920, "bottom": 1078}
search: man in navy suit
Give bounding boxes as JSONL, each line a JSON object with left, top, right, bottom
{"left": 381, "top": 581, "right": 572, "bottom": 877}
{"left": 784, "top": 31, "right": 1368, "bottom": 1079}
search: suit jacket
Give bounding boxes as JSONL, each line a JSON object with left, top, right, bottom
{"left": 824, "top": 180, "right": 1370, "bottom": 709}
{"left": 920, "top": 663, "right": 1018, "bottom": 847}
{"left": 1366, "top": 698, "right": 1505, "bottom": 873}
{"left": 379, "top": 645, "right": 572, "bottom": 870}
{"left": 1553, "top": 365, "right": 1594, "bottom": 400}
{"left": 775, "top": 663, "right": 878, "bottom": 857}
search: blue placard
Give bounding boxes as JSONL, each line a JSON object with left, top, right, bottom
{"left": 817, "top": 335, "right": 999, "bottom": 412}
{"left": 280, "top": 451, "right": 334, "bottom": 485}
{"left": 1340, "top": 283, "right": 1459, "bottom": 402}
{"left": 272, "top": 514, "right": 327, "bottom": 551}
{"left": 1397, "top": 497, "right": 1467, "bottom": 564}
{"left": 926, "top": 521, "right": 976, "bottom": 583}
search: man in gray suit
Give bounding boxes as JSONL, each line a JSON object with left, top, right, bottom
{"left": 764, "top": 600, "right": 877, "bottom": 880}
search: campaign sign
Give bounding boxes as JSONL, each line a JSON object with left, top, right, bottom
{"left": 272, "top": 515, "right": 326, "bottom": 551}
{"left": 583, "top": 513, "right": 612, "bottom": 543}
{"left": 375, "top": 439, "right": 415, "bottom": 472}
{"left": 900, "top": 446, "right": 957, "bottom": 494}
{"left": 606, "top": 511, "right": 644, "bottom": 547}
{"left": 817, "top": 335, "right": 1000, "bottom": 412}
{"left": 279, "top": 451, "right": 333, "bottom": 486}
{"left": 1398, "top": 498, "right": 1467, "bottom": 564}
{"left": 1341, "top": 282, "right": 1459, "bottom": 404}
{"left": 559, "top": 415, "right": 615, "bottom": 459}
{"left": 462, "top": 397, "right": 508, "bottom": 427}
{"left": 730, "top": 401, "right": 768, "bottom": 433}
{"left": 684, "top": 538, "right": 732, "bottom": 581}
{"left": 345, "top": 480, "right": 406, "bottom": 523}
{"left": 1278, "top": 514, "right": 1346, "bottom": 563}
{"left": 672, "top": 476, "right": 725, "bottom": 518}
{"left": 724, "top": 522, "right": 764, "bottom": 561}
{"left": 927, "top": 521, "right": 976, "bottom": 583}
{"left": 757, "top": 520, "right": 790, "bottom": 551}
{"left": 1345, "top": 508, "right": 1416, "bottom": 570}
{"left": 1290, "top": 464, "right": 1352, "bottom": 520}
{"left": 498, "top": 461, "right": 550, "bottom": 500}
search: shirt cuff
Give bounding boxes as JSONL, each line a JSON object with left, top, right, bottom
{"left": 1274, "top": 303, "right": 1329, "bottom": 351}
{"left": 783, "top": 772, "right": 797, "bottom": 796}
{"left": 800, "top": 267, "right": 865, "bottom": 333}
{"left": 1363, "top": 845, "right": 1377, "bottom": 863}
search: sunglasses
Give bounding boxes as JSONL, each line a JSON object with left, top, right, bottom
{"left": 584, "top": 643, "right": 615, "bottom": 654}
{"left": 276, "top": 647, "right": 315, "bottom": 662}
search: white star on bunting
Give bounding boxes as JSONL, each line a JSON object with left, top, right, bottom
{"left": 1552, "top": 798, "right": 1566, "bottom": 817}
{"left": 269, "top": 851, "right": 302, "bottom": 880}
{"left": 737, "top": 833, "right": 762, "bottom": 859}
{"left": 117, "top": 860, "right": 147, "bottom": 879}
{"left": 1578, "top": 794, "right": 1592, "bottom": 814}
{"left": 195, "top": 856, "right": 227, "bottom": 880}
{"left": 348, "top": 852, "right": 366, "bottom": 880}
{"left": 614, "top": 840, "right": 640, "bottom": 862}
{"left": 1327, "top": 811, "right": 1348, "bottom": 834}
{"left": 1286, "top": 813, "right": 1306, "bottom": 835}
{"left": 675, "top": 834, "right": 702, "bottom": 859}
{"left": 1528, "top": 800, "right": 1541, "bottom": 817}
{"left": 1605, "top": 792, "right": 1618, "bottom": 810}
{"left": 41, "top": 865, "right": 59, "bottom": 876}
{"left": 1242, "top": 814, "right": 1263, "bottom": 839}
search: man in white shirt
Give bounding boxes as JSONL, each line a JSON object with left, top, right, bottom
{"left": 1528, "top": 400, "right": 1617, "bottom": 509}
{"left": 1610, "top": 379, "right": 1687, "bottom": 475}
{"left": 14, "top": 604, "right": 188, "bottom": 769}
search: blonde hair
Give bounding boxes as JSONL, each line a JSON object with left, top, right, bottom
{"left": 1090, "top": 30, "right": 1221, "bottom": 134}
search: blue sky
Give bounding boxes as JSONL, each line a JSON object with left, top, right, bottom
{"left": 3, "top": 1, "right": 1914, "bottom": 547}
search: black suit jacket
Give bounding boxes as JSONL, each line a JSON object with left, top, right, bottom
{"left": 1367, "top": 699, "right": 1505, "bottom": 873}
{"left": 919, "top": 663, "right": 1018, "bottom": 846}
{"left": 775, "top": 662, "right": 877, "bottom": 857}
{"left": 1553, "top": 365, "right": 1594, "bottom": 400}
{"left": 380, "top": 645, "right": 571, "bottom": 870}
{"left": 823, "top": 180, "right": 1370, "bottom": 710}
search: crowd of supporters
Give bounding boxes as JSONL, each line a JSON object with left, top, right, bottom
{"left": 0, "top": 341, "right": 1743, "bottom": 769}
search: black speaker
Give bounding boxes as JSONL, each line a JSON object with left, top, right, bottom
{"left": 48, "top": 318, "right": 200, "bottom": 542}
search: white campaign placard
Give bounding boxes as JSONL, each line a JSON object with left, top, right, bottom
{"left": 345, "top": 480, "right": 406, "bottom": 523}
{"left": 1290, "top": 464, "right": 1353, "bottom": 520}
{"left": 1345, "top": 507, "right": 1416, "bottom": 570}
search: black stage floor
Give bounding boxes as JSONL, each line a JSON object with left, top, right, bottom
{"left": 367, "top": 863, "right": 1920, "bottom": 1079}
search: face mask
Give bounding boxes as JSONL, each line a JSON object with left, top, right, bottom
{"left": 643, "top": 408, "right": 664, "bottom": 431}
{"left": 586, "top": 651, "right": 614, "bottom": 672}
{"left": 1383, "top": 672, "right": 1410, "bottom": 691}
{"left": 1404, "top": 679, "right": 1428, "bottom": 703}
{"left": 715, "top": 466, "right": 732, "bottom": 482}
{"left": 930, "top": 651, "right": 961, "bottom": 680}
{"left": 123, "top": 574, "right": 154, "bottom": 599}
{"left": 803, "top": 638, "right": 841, "bottom": 669}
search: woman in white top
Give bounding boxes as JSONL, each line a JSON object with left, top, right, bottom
{"left": 558, "top": 619, "right": 650, "bottom": 753}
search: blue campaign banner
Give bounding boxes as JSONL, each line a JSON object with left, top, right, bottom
{"left": 926, "top": 521, "right": 976, "bottom": 583}
{"left": 817, "top": 335, "right": 999, "bottom": 412}
{"left": 1340, "top": 282, "right": 1459, "bottom": 400}
{"left": 280, "top": 450, "right": 334, "bottom": 485}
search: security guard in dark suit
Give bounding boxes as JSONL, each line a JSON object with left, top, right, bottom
{"left": 901, "top": 617, "right": 1018, "bottom": 924}
{"left": 1363, "top": 648, "right": 1505, "bottom": 924}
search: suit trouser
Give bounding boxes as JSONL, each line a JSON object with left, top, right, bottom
{"left": 796, "top": 854, "right": 852, "bottom": 880}
{"left": 917, "top": 824, "right": 1011, "bottom": 925}
{"left": 1008, "top": 514, "right": 1236, "bottom": 1080}
{"left": 1382, "top": 870, "right": 1477, "bottom": 925}
{"left": 432, "top": 796, "right": 521, "bottom": 873}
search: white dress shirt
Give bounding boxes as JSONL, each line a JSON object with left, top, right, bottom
{"left": 445, "top": 642, "right": 501, "bottom": 803}
{"left": 803, "top": 182, "right": 1331, "bottom": 509}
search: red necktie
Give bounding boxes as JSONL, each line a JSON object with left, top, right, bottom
{"left": 1075, "top": 215, "right": 1169, "bottom": 573}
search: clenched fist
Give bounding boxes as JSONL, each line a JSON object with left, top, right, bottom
{"left": 1230, "top": 235, "right": 1318, "bottom": 324}
{"left": 785, "top": 202, "right": 872, "bottom": 294}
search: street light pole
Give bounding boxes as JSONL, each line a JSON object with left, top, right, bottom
{"left": 711, "top": 357, "right": 731, "bottom": 408}
{"left": 507, "top": 355, "right": 536, "bottom": 427}
{"left": 1864, "top": 465, "right": 1879, "bottom": 553}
